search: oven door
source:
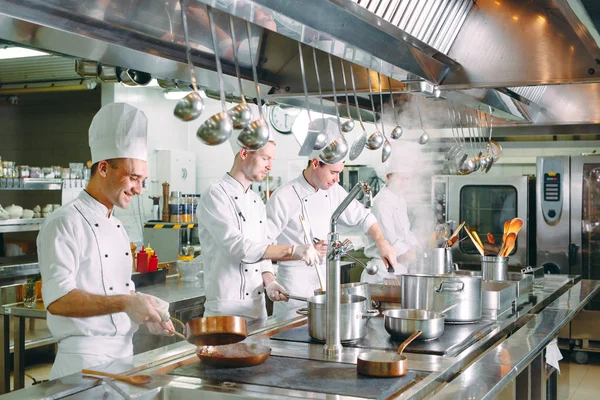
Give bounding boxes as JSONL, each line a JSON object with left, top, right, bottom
{"left": 447, "top": 176, "right": 530, "bottom": 268}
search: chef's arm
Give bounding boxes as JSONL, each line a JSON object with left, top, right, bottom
{"left": 46, "top": 289, "right": 162, "bottom": 323}
{"left": 367, "top": 223, "right": 397, "bottom": 270}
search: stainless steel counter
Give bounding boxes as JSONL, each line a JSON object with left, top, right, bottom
{"left": 0, "top": 275, "right": 595, "bottom": 400}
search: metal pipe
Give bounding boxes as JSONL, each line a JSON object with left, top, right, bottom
{"left": 324, "top": 181, "right": 371, "bottom": 356}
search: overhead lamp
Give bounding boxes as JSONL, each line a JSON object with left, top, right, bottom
{"left": 0, "top": 46, "right": 49, "bottom": 60}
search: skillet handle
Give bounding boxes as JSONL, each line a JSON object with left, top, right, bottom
{"left": 435, "top": 281, "right": 464, "bottom": 293}
{"left": 397, "top": 330, "right": 422, "bottom": 354}
{"left": 362, "top": 309, "right": 380, "bottom": 319}
{"left": 296, "top": 307, "right": 309, "bottom": 316}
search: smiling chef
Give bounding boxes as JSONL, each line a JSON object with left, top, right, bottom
{"left": 37, "top": 103, "right": 173, "bottom": 380}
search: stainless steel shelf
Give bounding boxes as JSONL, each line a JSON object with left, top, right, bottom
{"left": 0, "top": 218, "right": 47, "bottom": 233}
{"left": 0, "top": 178, "right": 62, "bottom": 190}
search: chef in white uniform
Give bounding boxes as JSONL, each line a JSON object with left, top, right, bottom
{"left": 37, "top": 103, "right": 173, "bottom": 380}
{"left": 198, "top": 130, "right": 324, "bottom": 320}
{"left": 362, "top": 159, "right": 419, "bottom": 283}
{"left": 266, "top": 118, "right": 397, "bottom": 315}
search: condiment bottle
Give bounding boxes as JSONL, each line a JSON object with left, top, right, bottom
{"left": 148, "top": 253, "right": 158, "bottom": 272}
{"left": 146, "top": 243, "right": 155, "bottom": 258}
{"left": 137, "top": 246, "right": 148, "bottom": 273}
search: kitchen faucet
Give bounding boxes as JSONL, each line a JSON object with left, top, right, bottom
{"left": 323, "top": 181, "right": 371, "bottom": 356}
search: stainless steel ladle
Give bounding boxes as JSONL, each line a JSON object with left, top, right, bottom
{"left": 173, "top": 0, "right": 204, "bottom": 122}
{"left": 415, "top": 96, "right": 429, "bottom": 145}
{"left": 226, "top": 16, "right": 252, "bottom": 132}
{"left": 339, "top": 60, "right": 355, "bottom": 133}
{"left": 348, "top": 60, "right": 368, "bottom": 161}
{"left": 235, "top": 20, "right": 270, "bottom": 151}
{"left": 311, "top": 46, "right": 330, "bottom": 151}
{"left": 387, "top": 77, "right": 403, "bottom": 139}
{"left": 196, "top": 6, "right": 233, "bottom": 145}
{"left": 365, "top": 69, "right": 384, "bottom": 150}
{"left": 319, "top": 51, "right": 348, "bottom": 164}
{"left": 377, "top": 72, "right": 392, "bottom": 163}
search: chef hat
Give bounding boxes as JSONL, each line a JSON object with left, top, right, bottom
{"left": 89, "top": 103, "right": 148, "bottom": 164}
{"left": 385, "top": 142, "right": 413, "bottom": 176}
{"left": 308, "top": 117, "right": 344, "bottom": 161}
{"left": 228, "top": 103, "right": 274, "bottom": 155}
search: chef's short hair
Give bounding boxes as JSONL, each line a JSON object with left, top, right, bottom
{"left": 90, "top": 159, "right": 120, "bottom": 176}
{"left": 307, "top": 159, "right": 326, "bottom": 167}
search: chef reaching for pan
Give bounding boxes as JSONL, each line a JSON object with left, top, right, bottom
{"left": 266, "top": 118, "right": 396, "bottom": 316}
{"left": 197, "top": 110, "right": 326, "bottom": 321}
{"left": 37, "top": 103, "right": 175, "bottom": 380}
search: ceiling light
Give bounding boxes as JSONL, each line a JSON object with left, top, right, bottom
{"left": 0, "top": 46, "right": 49, "bottom": 60}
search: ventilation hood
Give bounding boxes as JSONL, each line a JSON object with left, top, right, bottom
{"left": 0, "top": 0, "right": 599, "bottom": 134}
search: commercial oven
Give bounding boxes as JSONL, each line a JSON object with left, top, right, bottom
{"left": 432, "top": 175, "right": 536, "bottom": 268}
{"left": 537, "top": 156, "right": 600, "bottom": 356}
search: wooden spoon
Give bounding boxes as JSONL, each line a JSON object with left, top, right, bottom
{"left": 449, "top": 221, "right": 465, "bottom": 241}
{"left": 447, "top": 235, "right": 459, "bottom": 247}
{"left": 487, "top": 233, "right": 495, "bottom": 244}
{"left": 501, "top": 220, "right": 510, "bottom": 244}
{"left": 82, "top": 369, "right": 152, "bottom": 385}
{"left": 464, "top": 227, "right": 484, "bottom": 256}
{"left": 499, "top": 232, "right": 516, "bottom": 257}
{"left": 508, "top": 218, "right": 524, "bottom": 237}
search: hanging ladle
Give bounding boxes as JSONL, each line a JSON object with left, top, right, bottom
{"left": 311, "top": 46, "right": 329, "bottom": 151}
{"left": 226, "top": 15, "right": 252, "bottom": 131}
{"left": 348, "top": 60, "right": 368, "bottom": 161}
{"left": 377, "top": 72, "right": 392, "bottom": 163}
{"left": 173, "top": 0, "right": 205, "bottom": 122}
{"left": 319, "top": 51, "right": 348, "bottom": 164}
{"left": 387, "top": 76, "right": 403, "bottom": 139}
{"left": 196, "top": 6, "right": 233, "bottom": 145}
{"left": 365, "top": 69, "right": 384, "bottom": 150}
{"left": 339, "top": 60, "right": 355, "bottom": 133}
{"left": 235, "top": 20, "right": 270, "bottom": 150}
{"left": 415, "top": 96, "right": 429, "bottom": 145}
{"left": 296, "top": 41, "right": 325, "bottom": 155}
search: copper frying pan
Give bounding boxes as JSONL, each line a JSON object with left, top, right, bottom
{"left": 357, "top": 330, "right": 422, "bottom": 377}
{"left": 197, "top": 343, "right": 272, "bottom": 367}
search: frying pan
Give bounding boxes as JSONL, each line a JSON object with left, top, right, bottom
{"left": 196, "top": 343, "right": 272, "bottom": 368}
{"left": 185, "top": 315, "right": 248, "bottom": 346}
{"left": 382, "top": 303, "right": 459, "bottom": 340}
{"left": 173, "top": 316, "right": 272, "bottom": 368}
{"left": 357, "top": 330, "right": 422, "bottom": 377}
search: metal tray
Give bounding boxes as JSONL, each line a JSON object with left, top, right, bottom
{"left": 507, "top": 272, "right": 534, "bottom": 301}
{"left": 482, "top": 281, "right": 516, "bottom": 315}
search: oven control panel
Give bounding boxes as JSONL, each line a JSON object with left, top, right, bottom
{"left": 540, "top": 158, "right": 563, "bottom": 224}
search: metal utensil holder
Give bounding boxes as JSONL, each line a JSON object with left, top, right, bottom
{"left": 481, "top": 256, "right": 508, "bottom": 281}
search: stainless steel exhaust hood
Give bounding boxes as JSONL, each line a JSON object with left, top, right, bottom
{"left": 0, "top": 0, "right": 599, "bottom": 133}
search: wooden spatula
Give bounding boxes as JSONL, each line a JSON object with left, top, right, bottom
{"left": 508, "top": 218, "right": 524, "bottom": 237}
{"left": 472, "top": 231, "right": 485, "bottom": 249}
{"left": 499, "top": 232, "right": 516, "bottom": 257}
{"left": 464, "top": 227, "right": 484, "bottom": 256}
{"left": 487, "top": 233, "right": 495, "bottom": 244}
{"left": 501, "top": 220, "right": 510, "bottom": 245}
{"left": 82, "top": 369, "right": 152, "bottom": 385}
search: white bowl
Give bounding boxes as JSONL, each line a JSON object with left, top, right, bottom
{"left": 22, "top": 209, "right": 34, "bottom": 219}
{"left": 178, "top": 258, "right": 203, "bottom": 282}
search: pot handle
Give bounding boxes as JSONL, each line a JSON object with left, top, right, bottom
{"left": 362, "top": 309, "right": 380, "bottom": 319}
{"left": 296, "top": 307, "right": 309, "bottom": 316}
{"left": 435, "top": 281, "right": 464, "bottom": 293}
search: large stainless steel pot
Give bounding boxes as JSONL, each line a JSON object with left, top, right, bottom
{"left": 313, "top": 282, "right": 372, "bottom": 308}
{"left": 401, "top": 274, "right": 482, "bottom": 323}
{"left": 305, "top": 294, "right": 376, "bottom": 342}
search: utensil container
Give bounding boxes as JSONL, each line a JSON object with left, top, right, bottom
{"left": 481, "top": 256, "right": 508, "bottom": 281}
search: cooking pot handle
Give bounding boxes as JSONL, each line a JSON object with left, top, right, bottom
{"left": 362, "top": 309, "right": 380, "bottom": 319}
{"left": 435, "top": 281, "right": 464, "bottom": 293}
{"left": 296, "top": 307, "right": 308, "bottom": 316}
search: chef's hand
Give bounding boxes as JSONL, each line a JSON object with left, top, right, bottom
{"left": 376, "top": 240, "right": 397, "bottom": 272}
{"left": 146, "top": 320, "right": 176, "bottom": 336}
{"left": 292, "top": 244, "right": 321, "bottom": 266}
{"left": 266, "top": 281, "right": 289, "bottom": 302}
{"left": 124, "top": 294, "right": 162, "bottom": 325}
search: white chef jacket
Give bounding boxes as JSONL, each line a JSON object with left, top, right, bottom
{"left": 362, "top": 186, "right": 419, "bottom": 282}
{"left": 198, "top": 174, "right": 274, "bottom": 320}
{"left": 266, "top": 173, "right": 377, "bottom": 315}
{"left": 37, "top": 190, "right": 137, "bottom": 379}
